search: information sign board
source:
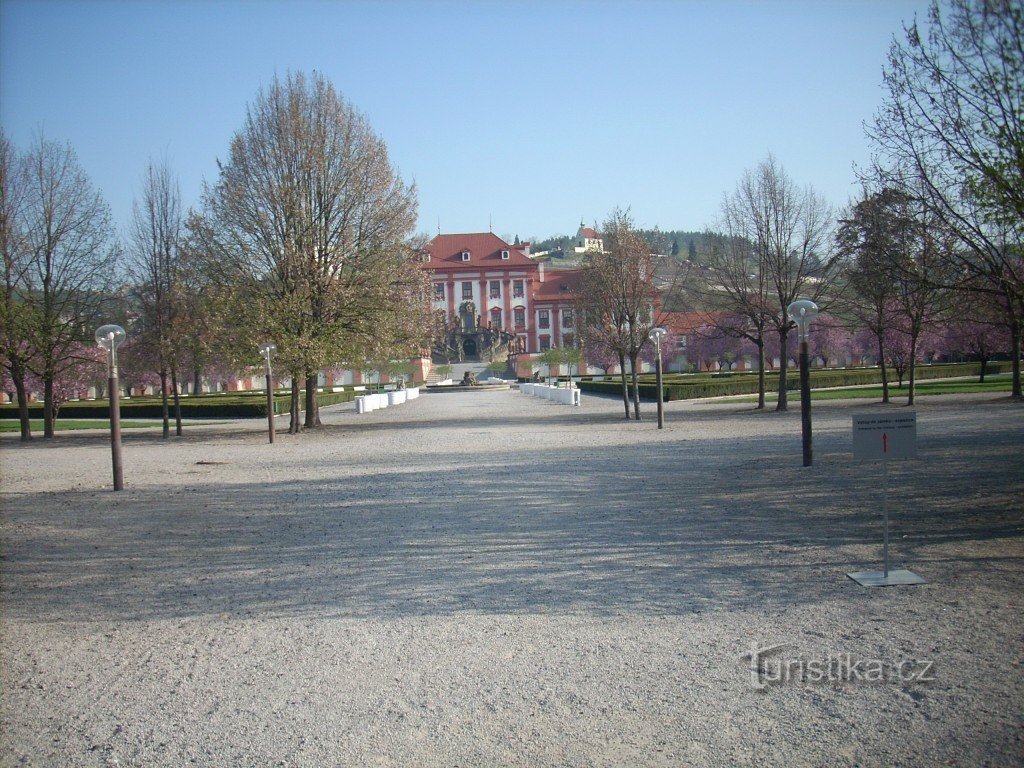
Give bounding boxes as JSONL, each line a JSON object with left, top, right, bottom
{"left": 852, "top": 412, "right": 917, "bottom": 461}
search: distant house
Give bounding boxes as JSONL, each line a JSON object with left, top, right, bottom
{"left": 573, "top": 221, "right": 603, "bottom": 253}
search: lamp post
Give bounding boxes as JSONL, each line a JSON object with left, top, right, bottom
{"left": 95, "top": 324, "right": 126, "bottom": 490}
{"left": 648, "top": 326, "right": 667, "bottom": 429}
{"left": 259, "top": 343, "right": 277, "bottom": 444}
{"left": 787, "top": 299, "right": 819, "bottom": 467}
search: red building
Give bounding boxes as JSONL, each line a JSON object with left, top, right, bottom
{"left": 421, "top": 232, "right": 581, "bottom": 364}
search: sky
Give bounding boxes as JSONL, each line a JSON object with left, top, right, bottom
{"left": 1, "top": 0, "right": 932, "bottom": 243}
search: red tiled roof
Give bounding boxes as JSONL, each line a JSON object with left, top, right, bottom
{"left": 579, "top": 227, "right": 600, "bottom": 239}
{"left": 422, "top": 232, "right": 535, "bottom": 270}
{"left": 534, "top": 269, "right": 584, "bottom": 302}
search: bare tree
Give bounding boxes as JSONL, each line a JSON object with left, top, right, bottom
{"left": 575, "top": 209, "right": 659, "bottom": 420}
{"left": 837, "top": 189, "right": 902, "bottom": 403}
{"left": 687, "top": 222, "right": 775, "bottom": 408}
{"left": 839, "top": 186, "right": 953, "bottom": 405}
{"left": 722, "top": 155, "right": 839, "bottom": 410}
{"left": 0, "top": 131, "right": 35, "bottom": 440}
{"left": 203, "top": 71, "right": 422, "bottom": 433}
{"left": 128, "top": 160, "right": 184, "bottom": 437}
{"left": 19, "top": 134, "right": 118, "bottom": 437}
{"left": 869, "top": 0, "right": 1024, "bottom": 398}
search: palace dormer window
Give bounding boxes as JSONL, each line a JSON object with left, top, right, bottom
{"left": 501, "top": 250, "right": 510, "bottom": 259}
{"left": 461, "top": 250, "right": 471, "bottom": 261}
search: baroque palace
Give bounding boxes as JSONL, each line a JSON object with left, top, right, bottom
{"left": 420, "top": 228, "right": 590, "bottom": 371}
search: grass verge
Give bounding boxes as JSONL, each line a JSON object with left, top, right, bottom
{"left": 0, "top": 420, "right": 218, "bottom": 433}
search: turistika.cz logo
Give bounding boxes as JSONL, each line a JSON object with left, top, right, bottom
{"left": 742, "top": 643, "right": 936, "bottom": 691}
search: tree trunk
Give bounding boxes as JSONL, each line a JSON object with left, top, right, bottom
{"left": 13, "top": 364, "right": 32, "bottom": 441}
{"left": 193, "top": 368, "right": 202, "bottom": 395}
{"left": 978, "top": 356, "right": 988, "bottom": 383}
{"left": 908, "top": 333, "right": 919, "bottom": 406}
{"left": 775, "top": 328, "right": 789, "bottom": 412}
{"left": 43, "top": 376, "right": 55, "bottom": 438}
{"left": 877, "top": 335, "right": 890, "bottom": 404}
{"left": 171, "top": 366, "right": 182, "bottom": 436}
{"left": 630, "top": 353, "right": 642, "bottom": 421}
{"left": 304, "top": 373, "right": 321, "bottom": 428}
{"left": 1010, "top": 321, "right": 1022, "bottom": 400}
{"left": 756, "top": 337, "right": 766, "bottom": 410}
{"left": 160, "top": 368, "right": 170, "bottom": 439}
{"left": 618, "top": 351, "right": 630, "bottom": 419}
{"left": 289, "top": 376, "right": 302, "bottom": 434}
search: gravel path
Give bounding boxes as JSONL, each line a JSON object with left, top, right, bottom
{"left": 2, "top": 389, "right": 1022, "bottom": 767}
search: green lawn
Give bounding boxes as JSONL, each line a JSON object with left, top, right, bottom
{"left": 735, "top": 375, "right": 1014, "bottom": 402}
{"left": 0, "top": 419, "right": 213, "bottom": 433}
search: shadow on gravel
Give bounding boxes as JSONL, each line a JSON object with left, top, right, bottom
{"left": 3, "top": 415, "right": 1022, "bottom": 624}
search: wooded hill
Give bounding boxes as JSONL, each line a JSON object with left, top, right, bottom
{"left": 529, "top": 229, "right": 711, "bottom": 261}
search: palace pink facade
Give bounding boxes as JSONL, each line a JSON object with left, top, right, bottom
{"left": 421, "top": 232, "right": 580, "bottom": 359}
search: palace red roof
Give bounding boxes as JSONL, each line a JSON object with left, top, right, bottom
{"left": 422, "top": 232, "right": 534, "bottom": 270}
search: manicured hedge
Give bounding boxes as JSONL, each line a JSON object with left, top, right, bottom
{"left": 577, "top": 362, "right": 1013, "bottom": 402}
{"left": 0, "top": 389, "right": 357, "bottom": 420}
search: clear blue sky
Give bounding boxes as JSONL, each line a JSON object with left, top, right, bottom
{"left": 1, "top": 0, "right": 930, "bottom": 243}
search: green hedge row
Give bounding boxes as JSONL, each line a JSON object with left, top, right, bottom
{"left": 0, "top": 389, "right": 358, "bottom": 419}
{"left": 578, "top": 362, "right": 1013, "bottom": 402}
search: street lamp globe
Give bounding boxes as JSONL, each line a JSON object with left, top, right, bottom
{"left": 787, "top": 299, "right": 819, "bottom": 342}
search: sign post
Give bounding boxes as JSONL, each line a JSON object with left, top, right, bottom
{"left": 848, "top": 412, "right": 926, "bottom": 587}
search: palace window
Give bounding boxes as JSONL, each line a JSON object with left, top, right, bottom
{"left": 501, "top": 250, "right": 510, "bottom": 259}
{"left": 539, "top": 336, "right": 551, "bottom": 351}
{"left": 538, "top": 310, "right": 550, "bottom": 330}
{"left": 433, "top": 283, "right": 444, "bottom": 300}
{"left": 490, "top": 308, "right": 502, "bottom": 328}
{"left": 489, "top": 280, "right": 501, "bottom": 299}
{"left": 513, "top": 307, "right": 525, "bottom": 328}
{"left": 462, "top": 282, "right": 473, "bottom": 300}
{"left": 562, "top": 309, "right": 574, "bottom": 328}
{"left": 512, "top": 279, "right": 524, "bottom": 298}
{"left": 461, "top": 250, "right": 471, "bottom": 261}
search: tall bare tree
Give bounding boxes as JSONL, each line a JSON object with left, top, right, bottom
{"left": 575, "top": 209, "right": 659, "bottom": 420}
{"left": 687, "top": 223, "right": 775, "bottom": 409}
{"left": 202, "top": 72, "right": 424, "bottom": 433}
{"left": 19, "top": 134, "right": 118, "bottom": 437}
{"left": 869, "top": 0, "right": 1024, "bottom": 398}
{"left": 839, "top": 185, "right": 953, "bottom": 405}
{"left": 837, "top": 189, "right": 903, "bottom": 403}
{"left": 129, "top": 160, "right": 183, "bottom": 437}
{"left": 721, "top": 155, "right": 838, "bottom": 410}
{"left": 0, "top": 131, "right": 35, "bottom": 440}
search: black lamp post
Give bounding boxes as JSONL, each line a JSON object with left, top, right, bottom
{"left": 95, "top": 324, "right": 126, "bottom": 490}
{"left": 259, "top": 343, "right": 277, "bottom": 444}
{"left": 787, "top": 299, "right": 819, "bottom": 467}
{"left": 648, "top": 326, "right": 667, "bottom": 429}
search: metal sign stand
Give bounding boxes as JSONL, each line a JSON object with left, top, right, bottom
{"left": 848, "top": 413, "right": 926, "bottom": 587}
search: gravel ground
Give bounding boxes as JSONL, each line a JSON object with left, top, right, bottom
{"left": 1, "top": 388, "right": 1022, "bottom": 767}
